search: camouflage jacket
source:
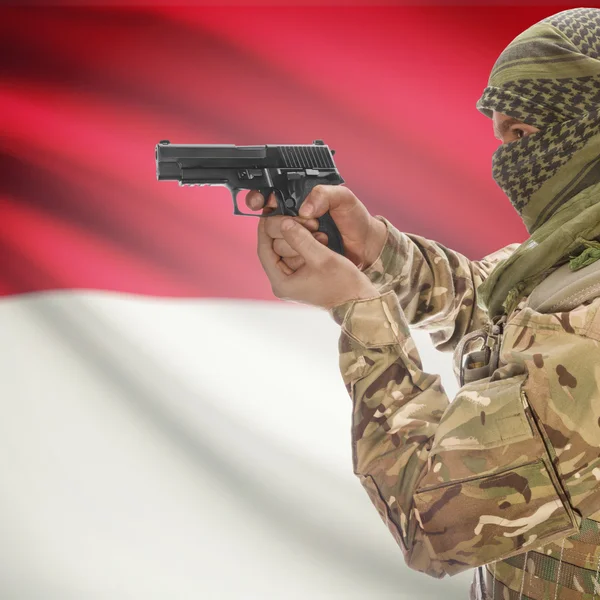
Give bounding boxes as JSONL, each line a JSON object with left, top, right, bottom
{"left": 329, "top": 216, "right": 600, "bottom": 578}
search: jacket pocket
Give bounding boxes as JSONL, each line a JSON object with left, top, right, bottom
{"left": 430, "top": 373, "right": 533, "bottom": 456}
{"left": 413, "top": 459, "right": 578, "bottom": 574}
{"left": 412, "top": 373, "right": 579, "bottom": 575}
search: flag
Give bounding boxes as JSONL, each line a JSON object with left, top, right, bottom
{"left": 0, "top": 4, "right": 569, "bottom": 598}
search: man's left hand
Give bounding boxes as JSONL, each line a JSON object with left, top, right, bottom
{"left": 258, "top": 217, "right": 380, "bottom": 310}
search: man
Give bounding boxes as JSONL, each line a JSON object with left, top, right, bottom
{"left": 247, "top": 8, "right": 600, "bottom": 599}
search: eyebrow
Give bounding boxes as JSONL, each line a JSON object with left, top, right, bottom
{"left": 494, "top": 117, "right": 524, "bottom": 140}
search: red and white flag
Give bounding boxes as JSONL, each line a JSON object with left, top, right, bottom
{"left": 0, "top": 5, "right": 546, "bottom": 598}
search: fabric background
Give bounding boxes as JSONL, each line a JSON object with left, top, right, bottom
{"left": 2, "top": 4, "right": 599, "bottom": 599}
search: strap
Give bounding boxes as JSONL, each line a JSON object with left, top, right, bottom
{"left": 471, "top": 566, "right": 488, "bottom": 600}
{"left": 456, "top": 259, "right": 600, "bottom": 384}
{"left": 526, "top": 258, "right": 600, "bottom": 313}
{"left": 455, "top": 315, "right": 507, "bottom": 387}
{"left": 485, "top": 567, "right": 535, "bottom": 600}
{"left": 453, "top": 328, "right": 488, "bottom": 386}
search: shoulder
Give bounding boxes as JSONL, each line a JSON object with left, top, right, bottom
{"left": 506, "top": 291, "right": 600, "bottom": 341}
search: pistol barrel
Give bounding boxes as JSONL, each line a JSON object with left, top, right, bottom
{"left": 155, "top": 140, "right": 337, "bottom": 181}
{"left": 155, "top": 139, "right": 345, "bottom": 254}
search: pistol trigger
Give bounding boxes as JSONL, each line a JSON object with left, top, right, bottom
{"left": 273, "top": 190, "right": 289, "bottom": 216}
{"left": 259, "top": 188, "right": 286, "bottom": 217}
{"left": 231, "top": 188, "right": 244, "bottom": 216}
{"left": 257, "top": 187, "right": 279, "bottom": 216}
{"left": 269, "top": 203, "right": 284, "bottom": 217}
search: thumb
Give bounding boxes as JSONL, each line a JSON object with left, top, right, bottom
{"left": 298, "top": 185, "right": 332, "bottom": 218}
{"left": 281, "top": 219, "right": 328, "bottom": 264}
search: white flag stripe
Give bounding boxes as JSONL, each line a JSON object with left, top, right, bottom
{"left": 0, "top": 292, "right": 468, "bottom": 599}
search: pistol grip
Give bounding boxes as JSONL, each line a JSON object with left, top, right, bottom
{"left": 317, "top": 212, "right": 344, "bottom": 256}
{"left": 258, "top": 181, "right": 345, "bottom": 256}
{"left": 292, "top": 179, "right": 345, "bottom": 256}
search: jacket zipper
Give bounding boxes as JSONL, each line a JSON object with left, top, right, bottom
{"left": 519, "top": 389, "right": 579, "bottom": 529}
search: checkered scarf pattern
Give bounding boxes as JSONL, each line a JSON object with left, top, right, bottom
{"left": 477, "top": 7, "right": 600, "bottom": 234}
{"left": 475, "top": 8, "right": 600, "bottom": 319}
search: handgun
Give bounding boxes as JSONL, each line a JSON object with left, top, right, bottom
{"left": 155, "top": 139, "right": 345, "bottom": 255}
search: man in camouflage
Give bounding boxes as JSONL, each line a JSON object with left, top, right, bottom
{"left": 248, "top": 8, "right": 600, "bottom": 599}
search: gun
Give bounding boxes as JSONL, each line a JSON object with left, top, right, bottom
{"left": 155, "top": 139, "right": 345, "bottom": 255}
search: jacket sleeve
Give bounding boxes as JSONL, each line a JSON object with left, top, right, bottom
{"left": 329, "top": 291, "right": 582, "bottom": 578}
{"left": 363, "top": 216, "right": 520, "bottom": 352}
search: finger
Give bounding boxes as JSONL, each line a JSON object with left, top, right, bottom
{"left": 265, "top": 192, "right": 278, "bottom": 209}
{"left": 298, "top": 184, "right": 331, "bottom": 218}
{"left": 257, "top": 214, "right": 287, "bottom": 284}
{"left": 280, "top": 219, "right": 329, "bottom": 265}
{"left": 303, "top": 218, "right": 320, "bottom": 232}
{"left": 298, "top": 185, "right": 352, "bottom": 219}
{"left": 282, "top": 255, "right": 305, "bottom": 271}
{"left": 246, "top": 190, "right": 265, "bottom": 211}
{"left": 273, "top": 238, "right": 299, "bottom": 258}
{"left": 261, "top": 193, "right": 278, "bottom": 216}
{"left": 278, "top": 259, "right": 294, "bottom": 276}
{"left": 247, "top": 191, "right": 282, "bottom": 212}
{"left": 273, "top": 231, "right": 326, "bottom": 257}
{"left": 314, "top": 232, "right": 328, "bottom": 245}
{"left": 264, "top": 215, "right": 320, "bottom": 239}
{"left": 259, "top": 193, "right": 279, "bottom": 215}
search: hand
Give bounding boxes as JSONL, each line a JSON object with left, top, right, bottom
{"left": 246, "top": 192, "right": 329, "bottom": 271}
{"left": 258, "top": 216, "right": 379, "bottom": 310}
{"left": 246, "top": 185, "right": 387, "bottom": 272}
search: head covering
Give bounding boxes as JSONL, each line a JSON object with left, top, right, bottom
{"left": 474, "top": 8, "right": 600, "bottom": 319}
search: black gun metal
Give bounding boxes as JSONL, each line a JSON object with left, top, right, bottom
{"left": 155, "top": 139, "right": 345, "bottom": 255}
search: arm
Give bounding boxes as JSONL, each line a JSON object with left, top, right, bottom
{"left": 330, "top": 291, "right": 587, "bottom": 577}
{"left": 363, "top": 217, "right": 520, "bottom": 352}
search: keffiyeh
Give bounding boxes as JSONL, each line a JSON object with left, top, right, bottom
{"left": 475, "top": 8, "right": 600, "bottom": 318}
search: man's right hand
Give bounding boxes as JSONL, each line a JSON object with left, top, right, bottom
{"left": 245, "top": 185, "right": 388, "bottom": 272}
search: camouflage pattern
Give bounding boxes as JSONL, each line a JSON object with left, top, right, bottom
{"left": 328, "top": 9, "right": 600, "bottom": 596}
{"left": 486, "top": 521, "right": 600, "bottom": 599}
{"left": 357, "top": 216, "right": 520, "bottom": 354}
{"left": 329, "top": 217, "right": 600, "bottom": 595}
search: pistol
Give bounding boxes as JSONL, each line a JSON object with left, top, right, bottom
{"left": 155, "top": 139, "right": 345, "bottom": 255}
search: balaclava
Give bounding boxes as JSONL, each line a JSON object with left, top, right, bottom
{"left": 475, "top": 7, "right": 600, "bottom": 319}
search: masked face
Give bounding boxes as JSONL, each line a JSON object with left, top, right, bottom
{"left": 492, "top": 113, "right": 540, "bottom": 145}
{"left": 490, "top": 110, "right": 599, "bottom": 231}
{"left": 477, "top": 8, "right": 600, "bottom": 234}
{"left": 490, "top": 112, "right": 541, "bottom": 218}
{"left": 490, "top": 111, "right": 544, "bottom": 217}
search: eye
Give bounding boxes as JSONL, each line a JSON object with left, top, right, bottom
{"left": 512, "top": 128, "right": 525, "bottom": 139}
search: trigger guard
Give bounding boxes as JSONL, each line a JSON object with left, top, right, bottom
{"left": 258, "top": 188, "right": 286, "bottom": 216}
{"left": 231, "top": 187, "right": 284, "bottom": 217}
